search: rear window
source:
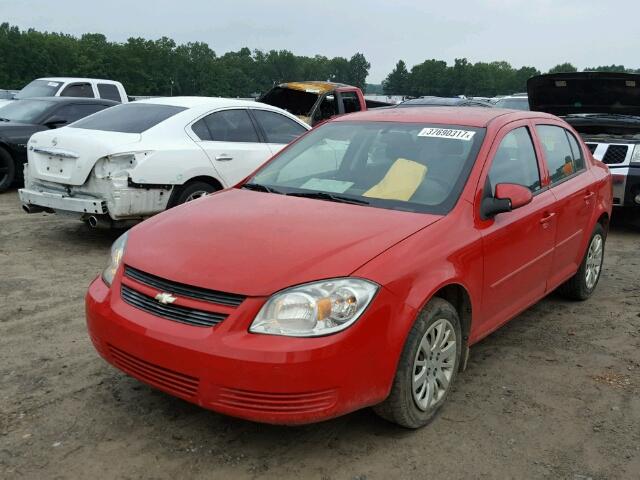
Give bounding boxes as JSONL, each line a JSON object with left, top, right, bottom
{"left": 97, "top": 83, "right": 122, "bottom": 102}
{"left": 71, "top": 103, "right": 186, "bottom": 133}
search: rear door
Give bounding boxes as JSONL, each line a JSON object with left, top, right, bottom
{"left": 191, "top": 108, "right": 272, "bottom": 186}
{"left": 249, "top": 108, "right": 308, "bottom": 155}
{"left": 533, "top": 124, "right": 596, "bottom": 288}
{"left": 477, "top": 122, "right": 557, "bottom": 333}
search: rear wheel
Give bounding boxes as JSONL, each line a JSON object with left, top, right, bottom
{"left": 373, "top": 298, "right": 462, "bottom": 428}
{"left": 172, "top": 181, "right": 218, "bottom": 206}
{"left": 558, "top": 223, "right": 606, "bottom": 300}
{"left": 0, "top": 147, "right": 16, "bottom": 193}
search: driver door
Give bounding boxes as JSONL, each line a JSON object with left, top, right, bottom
{"left": 477, "top": 122, "right": 557, "bottom": 336}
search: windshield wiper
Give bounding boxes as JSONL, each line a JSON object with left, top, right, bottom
{"left": 241, "top": 182, "right": 284, "bottom": 194}
{"left": 287, "top": 191, "right": 370, "bottom": 205}
{"left": 0, "top": 118, "right": 10, "bottom": 122}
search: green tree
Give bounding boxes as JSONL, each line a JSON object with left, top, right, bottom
{"left": 547, "top": 62, "right": 578, "bottom": 74}
{"left": 382, "top": 60, "right": 410, "bottom": 95}
{"left": 347, "top": 53, "right": 370, "bottom": 90}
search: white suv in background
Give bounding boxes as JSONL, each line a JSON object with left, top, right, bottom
{"left": 14, "top": 77, "right": 129, "bottom": 103}
{"left": 19, "top": 97, "right": 310, "bottom": 228}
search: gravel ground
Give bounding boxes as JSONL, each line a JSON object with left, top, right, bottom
{"left": 1, "top": 189, "right": 639, "bottom": 480}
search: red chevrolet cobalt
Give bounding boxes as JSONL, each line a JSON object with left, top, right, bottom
{"left": 86, "top": 107, "right": 612, "bottom": 428}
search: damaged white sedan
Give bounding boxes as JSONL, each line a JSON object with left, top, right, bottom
{"left": 18, "top": 97, "right": 309, "bottom": 227}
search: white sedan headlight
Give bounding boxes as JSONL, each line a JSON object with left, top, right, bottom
{"left": 250, "top": 278, "right": 379, "bottom": 337}
{"left": 102, "top": 232, "right": 128, "bottom": 286}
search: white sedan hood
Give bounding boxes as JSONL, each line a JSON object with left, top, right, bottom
{"left": 28, "top": 128, "right": 141, "bottom": 186}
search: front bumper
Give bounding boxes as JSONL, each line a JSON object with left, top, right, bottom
{"left": 85, "top": 275, "right": 415, "bottom": 425}
{"left": 611, "top": 166, "right": 640, "bottom": 207}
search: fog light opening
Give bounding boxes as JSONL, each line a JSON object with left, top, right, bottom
{"left": 635, "top": 193, "right": 640, "bottom": 205}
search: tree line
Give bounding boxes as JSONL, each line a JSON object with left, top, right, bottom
{"left": 1, "top": 23, "right": 637, "bottom": 98}
{"left": 382, "top": 59, "right": 640, "bottom": 97}
{"left": 0, "top": 23, "right": 371, "bottom": 96}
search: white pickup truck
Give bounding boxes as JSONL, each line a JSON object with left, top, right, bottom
{"left": 14, "top": 78, "right": 128, "bottom": 103}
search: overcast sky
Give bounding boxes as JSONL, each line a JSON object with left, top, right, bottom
{"left": 2, "top": 0, "right": 639, "bottom": 82}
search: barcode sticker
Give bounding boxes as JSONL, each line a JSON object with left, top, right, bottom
{"left": 418, "top": 128, "right": 475, "bottom": 141}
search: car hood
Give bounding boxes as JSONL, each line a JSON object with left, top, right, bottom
{"left": 124, "top": 188, "right": 442, "bottom": 296}
{"left": 28, "top": 127, "right": 141, "bottom": 185}
{"left": 528, "top": 72, "right": 640, "bottom": 116}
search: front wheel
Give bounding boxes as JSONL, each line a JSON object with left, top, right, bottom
{"left": 558, "top": 223, "right": 606, "bottom": 300}
{"left": 373, "top": 298, "right": 462, "bottom": 428}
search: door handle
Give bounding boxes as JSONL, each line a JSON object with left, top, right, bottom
{"left": 540, "top": 212, "right": 556, "bottom": 224}
{"left": 215, "top": 154, "right": 233, "bottom": 161}
{"left": 584, "top": 191, "right": 595, "bottom": 202}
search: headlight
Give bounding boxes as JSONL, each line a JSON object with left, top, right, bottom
{"left": 250, "top": 278, "right": 378, "bottom": 337}
{"left": 102, "top": 232, "right": 128, "bottom": 286}
{"left": 631, "top": 145, "right": 640, "bottom": 165}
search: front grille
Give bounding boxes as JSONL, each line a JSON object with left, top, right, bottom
{"left": 602, "top": 145, "right": 628, "bottom": 164}
{"left": 124, "top": 265, "right": 245, "bottom": 307}
{"left": 586, "top": 143, "right": 598, "bottom": 154}
{"left": 121, "top": 285, "right": 227, "bottom": 327}
{"left": 108, "top": 344, "right": 199, "bottom": 398}
{"left": 215, "top": 387, "right": 338, "bottom": 414}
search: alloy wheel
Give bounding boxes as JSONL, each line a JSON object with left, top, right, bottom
{"left": 585, "top": 233, "right": 603, "bottom": 290}
{"left": 412, "top": 318, "right": 457, "bottom": 411}
{"left": 185, "top": 190, "right": 209, "bottom": 202}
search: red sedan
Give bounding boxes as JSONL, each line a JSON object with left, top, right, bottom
{"left": 86, "top": 107, "right": 612, "bottom": 428}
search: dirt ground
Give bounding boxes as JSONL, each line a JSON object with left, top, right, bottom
{"left": 0, "top": 189, "right": 639, "bottom": 480}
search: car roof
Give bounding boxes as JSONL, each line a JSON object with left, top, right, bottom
{"left": 333, "top": 106, "right": 556, "bottom": 127}
{"left": 135, "top": 96, "right": 265, "bottom": 109}
{"left": 38, "top": 77, "right": 121, "bottom": 84}
{"left": 13, "top": 97, "right": 119, "bottom": 105}
{"left": 277, "top": 81, "right": 352, "bottom": 93}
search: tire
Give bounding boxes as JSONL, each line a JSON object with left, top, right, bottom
{"left": 558, "top": 223, "right": 606, "bottom": 301}
{"left": 0, "top": 147, "right": 16, "bottom": 193}
{"left": 172, "top": 181, "right": 217, "bottom": 206}
{"left": 373, "top": 298, "right": 462, "bottom": 428}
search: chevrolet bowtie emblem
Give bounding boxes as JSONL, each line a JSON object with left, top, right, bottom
{"left": 155, "top": 292, "right": 177, "bottom": 305}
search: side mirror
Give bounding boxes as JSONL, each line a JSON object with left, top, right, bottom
{"left": 495, "top": 183, "right": 533, "bottom": 209}
{"left": 43, "top": 116, "right": 68, "bottom": 128}
{"left": 481, "top": 183, "right": 532, "bottom": 219}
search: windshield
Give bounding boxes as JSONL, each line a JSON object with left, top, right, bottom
{"left": 0, "top": 99, "right": 55, "bottom": 123}
{"left": 259, "top": 87, "right": 319, "bottom": 116}
{"left": 70, "top": 103, "right": 186, "bottom": 133}
{"left": 250, "top": 121, "right": 486, "bottom": 214}
{"left": 15, "top": 80, "right": 62, "bottom": 99}
{"left": 495, "top": 97, "right": 530, "bottom": 110}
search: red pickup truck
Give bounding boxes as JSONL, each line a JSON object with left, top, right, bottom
{"left": 258, "top": 81, "right": 391, "bottom": 126}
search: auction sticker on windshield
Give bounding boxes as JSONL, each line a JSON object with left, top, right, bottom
{"left": 418, "top": 128, "right": 475, "bottom": 141}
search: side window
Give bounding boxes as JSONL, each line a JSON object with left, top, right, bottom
{"left": 340, "top": 91, "right": 362, "bottom": 114}
{"left": 252, "top": 109, "right": 306, "bottom": 144}
{"left": 60, "top": 83, "right": 94, "bottom": 98}
{"left": 312, "top": 94, "right": 337, "bottom": 123}
{"left": 536, "top": 125, "right": 579, "bottom": 184}
{"left": 97, "top": 83, "right": 121, "bottom": 102}
{"left": 565, "top": 130, "right": 586, "bottom": 172}
{"left": 191, "top": 118, "right": 211, "bottom": 140}
{"left": 52, "top": 104, "right": 109, "bottom": 123}
{"left": 488, "top": 127, "right": 541, "bottom": 193}
{"left": 203, "top": 109, "right": 259, "bottom": 143}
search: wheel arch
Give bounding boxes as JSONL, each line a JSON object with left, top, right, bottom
{"left": 167, "top": 175, "right": 224, "bottom": 207}
{"left": 430, "top": 283, "right": 473, "bottom": 371}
